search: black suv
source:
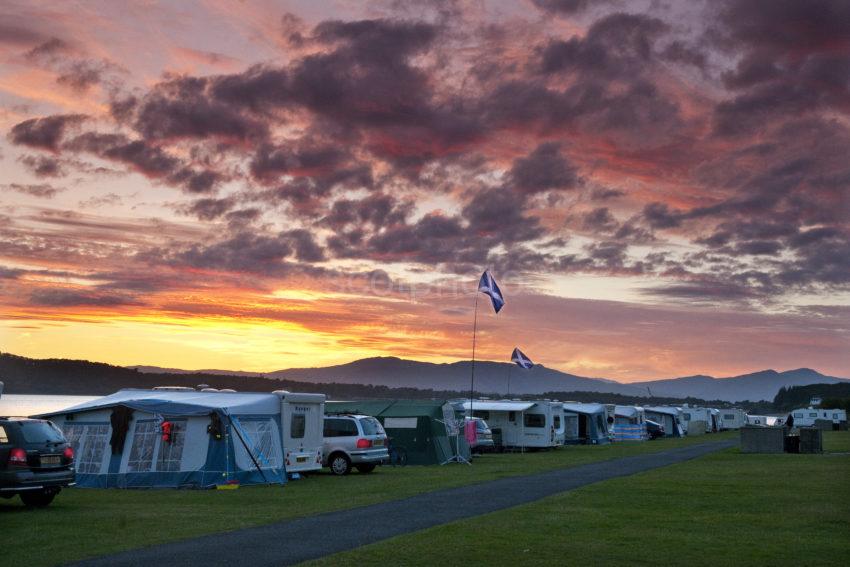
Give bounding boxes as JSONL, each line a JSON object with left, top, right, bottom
{"left": 0, "top": 417, "right": 76, "bottom": 507}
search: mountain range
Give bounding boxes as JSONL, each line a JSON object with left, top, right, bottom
{"left": 130, "top": 357, "right": 848, "bottom": 402}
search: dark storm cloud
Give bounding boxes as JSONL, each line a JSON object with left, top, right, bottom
{"left": 64, "top": 132, "right": 220, "bottom": 193}
{"left": 509, "top": 142, "right": 580, "bottom": 194}
{"left": 250, "top": 143, "right": 350, "bottom": 184}
{"left": 642, "top": 202, "right": 681, "bottom": 229}
{"left": 539, "top": 13, "right": 669, "bottom": 77}
{"left": 181, "top": 197, "right": 237, "bottom": 220}
{"left": 56, "top": 60, "right": 109, "bottom": 92}
{"left": 8, "top": 114, "right": 87, "bottom": 151}
{"left": 3, "top": 183, "right": 64, "bottom": 198}
{"left": 711, "top": 0, "right": 850, "bottom": 137}
{"left": 18, "top": 155, "right": 64, "bottom": 177}
{"left": 531, "top": 0, "right": 604, "bottom": 15}
{"left": 284, "top": 229, "right": 326, "bottom": 262}
{"left": 582, "top": 207, "right": 617, "bottom": 232}
{"left": 29, "top": 288, "right": 141, "bottom": 307}
{"left": 24, "top": 38, "right": 71, "bottom": 60}
{"left": 133, "top": 75, "right": 268, "bottom": 143}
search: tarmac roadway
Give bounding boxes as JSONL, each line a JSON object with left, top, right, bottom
{"left": 70, "top": 438, "right": 737, "bottom": 566}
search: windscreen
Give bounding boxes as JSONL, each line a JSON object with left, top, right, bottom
{"left": 360, "top": 417, "right": 385, "bottom": 436}
{"left": 20, "top": 421, "right": 65, "bottom": 443}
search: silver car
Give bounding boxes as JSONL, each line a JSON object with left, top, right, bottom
{"left": 322, "top": 415, "right": 389, "bottom": 475}
{"left": 466, "top": 417, "right": 495, "bottom": 453}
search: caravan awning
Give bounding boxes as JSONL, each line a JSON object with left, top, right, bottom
{"left": 615, "top": 405, "right": 643, "bottom": 418}
{"left": 35, "top": 389, "right": 285, "bottom": 418}
{"left": 461, "top": 401, "right": 535, "bottom": 412}
{"left": 562, "top": 403, "right": 606, "bottom": 415}
{"left": 644, "top": 406, "right": 680, "bottom": 416}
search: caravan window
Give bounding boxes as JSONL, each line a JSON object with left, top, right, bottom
{"left": 554, "top": 415, "right": 561, "bottom": 429}
{"left": 723, "top": 414, "right": 735, "bottom": 420}
{"left": 291, "top": 414, "right": 306, "bottom": 439}
{"left": 683, "top": 413, "right": 691, "bottom": 421}
{"left": 809, "top": 412, "right": 817, "bottom": 418}
{"left": 834, "top": 413, "right": 840, "bottom": 420}
{"left": 157, "top": 420, "right": 186, "bottom": 472}
{"left": 508, "top": 411, "right": 516, "bottom": 422}
{"left": 63, "top": 423, "right": 110, "bottom": 474}
{"left": 794, "top": 412, "right": 803, "bottom": 418}
{"left": 127, "top": 421, "right": 158, "bottom": 472}
{"left": 524, "top": 413, "right": 545, "bottom": 428}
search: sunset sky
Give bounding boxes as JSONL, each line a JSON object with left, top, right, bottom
{"left": 1, "top": 0, "right": 848, "bottom": 382}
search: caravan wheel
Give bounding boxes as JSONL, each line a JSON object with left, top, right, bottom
{"left": 329, "top": 453, "right": 351, "bottom": 476}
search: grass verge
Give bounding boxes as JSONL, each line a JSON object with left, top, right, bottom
{"left": 308, "top": 431, "right": 850, "bottom": 566}
{"left": 3, "top": 432, "right": 734, "bottom": 566}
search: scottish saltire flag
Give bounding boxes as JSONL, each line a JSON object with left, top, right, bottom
{"left": 478, "top": 270, "right": 505, "bottom": 313}
{"left": 511, "top": 348, "right": 534, "bottom": 369}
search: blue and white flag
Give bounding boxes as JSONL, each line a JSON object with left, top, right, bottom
{"left": 511, "top": 347, "right": 534, "bottom": 369}
{"left": 478, "top": 270, "right": 505, "bottom": 313}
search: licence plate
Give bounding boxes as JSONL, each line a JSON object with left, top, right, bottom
{"left": 373, "top": 439, "right": 384, "bottom": 446}
{"left": 41, "top": 455, "right": 61, "bottom": 466}
{"left": 296, "top": 456, "right": 308, "bottom": 463}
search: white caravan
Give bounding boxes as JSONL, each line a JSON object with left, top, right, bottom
{"left": 274, "top": 391, "right": 326, "bottom": 474}
{"left": 790, "top": 407, "right": 847, "bottom": 429}
{"left": 680, "top": 406, "right": 715, "bottom": 434}
{"left": 718, "top": 408, "right": 747, "bottom": 430}
{"left": 462, "top": 400, "right": 560, "bottom": 449}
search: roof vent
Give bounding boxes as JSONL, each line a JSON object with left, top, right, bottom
{"left": 152, "top": 386, "right": 195, "bottom": 391}
{"left": 218, "top": 388, "right": 237, "bottom": 393}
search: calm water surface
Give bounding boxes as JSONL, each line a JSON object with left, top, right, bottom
{"left": 0, "top": 394, "right": 99, "bottom": 417}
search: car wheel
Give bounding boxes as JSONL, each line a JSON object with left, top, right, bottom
{"left": 356, "top": 464, "right": 376, "bottom": 474}
{"left": 20, "top": 489, "right": 57, "bottom": 508}
{"left": 329, "top": 453, "right": 351, "bottom": 476}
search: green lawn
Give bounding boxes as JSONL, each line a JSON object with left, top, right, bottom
{"left": 310, "top": 431, "right": 850, "bottom": 566}
{"left": 2, "top": 433, "right": 732, "bottom": 567}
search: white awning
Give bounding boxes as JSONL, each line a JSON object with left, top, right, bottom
{"left": 461, "top": 400, "right": 535, "bottom": 412}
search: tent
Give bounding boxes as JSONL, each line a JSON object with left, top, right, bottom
{"left": 325, "top": 400, "right": 470, "bottom": 465}
{"left": 37, "top": 389, "right": 325, "bottom": 488}
{"left": 562, "top": 403, "right": 611, "bottom": 445}
{"left": 644, "top": 406, "right": 684, "bottom": 437}
{"left": 613, "top": 405, "right": 648, "bottom": 441}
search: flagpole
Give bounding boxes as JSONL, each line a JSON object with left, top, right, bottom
{"left": 469, "top": 291, "right": 479, "bottom": 418}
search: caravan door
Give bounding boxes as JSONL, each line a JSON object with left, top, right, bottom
{"left": 278, "top": 393, "right": 325, "bottom": 474}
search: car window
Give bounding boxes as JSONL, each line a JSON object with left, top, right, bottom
{"left": 359, "top": 417, "right": 384, "bottom": 436}
{"left": 324, "top": 418, "right": 358, "bottom": 437}
{"left": 0, "top": 425, "right": 8, "bottom": 444}
{"left": 20, "top": 421, "right": 65, "bottom": 443}
{"left": 475, "top": 420, "right": 488, "bottom": 432}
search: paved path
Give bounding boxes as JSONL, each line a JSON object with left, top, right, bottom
{"left": 72, "top": 438, "right": 737, "bottom": 567}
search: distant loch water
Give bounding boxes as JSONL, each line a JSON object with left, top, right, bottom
{"left": 0, "top": 394, "right": 99, "bottom": 417}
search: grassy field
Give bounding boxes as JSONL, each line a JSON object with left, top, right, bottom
{"left": 310, "top": 431, "right": 850, "bottom": 566}
{"left": 2, "top": 433, "right": 733, "bottom": 567}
